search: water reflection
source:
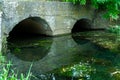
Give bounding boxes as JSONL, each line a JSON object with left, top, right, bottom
{"left": 72, "top": 35, "right": 89, "bottom": 45}
{"left": 7, "top": 35, "right": 83, "bottom": 76}
{"left": 7, "top": 36, "right": 52, "bottom": 61}
{"left": 6, "top": 31, "right": 120, "bottom": 80}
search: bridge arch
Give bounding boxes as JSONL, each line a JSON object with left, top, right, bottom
{"left": 9, "top": 17, "right": 52, "bottom": 37}
{"left": 72, "top": 18, "right": 93, "bottom": 33}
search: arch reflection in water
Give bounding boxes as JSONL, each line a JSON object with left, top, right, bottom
{"left": 6, "top": 34, "right": 83, "bottom": 75}
{"left": 7, "top": 36, "right": 53, "bottom": 61}
{"left": 72, "top": 34, "right": 89, "bottom": 45}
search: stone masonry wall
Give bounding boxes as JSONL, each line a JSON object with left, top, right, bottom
{"left": 0, "top": 0, "right": 111, "bottom": 52}
{"left": 2, "top": 1, "right": 94, "bottom": 36}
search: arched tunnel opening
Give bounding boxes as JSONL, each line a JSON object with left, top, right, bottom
{"left": 72, "top": 18, "right": 93, "bottom": 33}
{"left": 8, "top": 17, "right": 51, "bottom": 40}
{"left": 7, "top": 17, "right": 53, "bottom": 61}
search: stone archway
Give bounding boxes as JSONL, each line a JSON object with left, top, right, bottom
{"left": 72, "top": 18, "right": 93, "bottom": 33}
{"left": 8, "top": 17, "right": 52, "bottom": 37}
{"left": 7, "top": 17, "right": 53, "bottom": 61}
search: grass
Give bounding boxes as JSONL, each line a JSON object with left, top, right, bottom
{"left": 0, "top": 52, "right": 32, "bottom": 80}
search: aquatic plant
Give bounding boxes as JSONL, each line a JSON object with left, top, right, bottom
{"left": 59, "top": 62, "right": 96, "bottom": 79}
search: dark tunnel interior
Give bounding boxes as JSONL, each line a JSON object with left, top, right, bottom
{"left": 72, "top": 19, "right": 93, "bottom": 33}
{"left": 8, "top": 17, "right": 50, "bottom": 38}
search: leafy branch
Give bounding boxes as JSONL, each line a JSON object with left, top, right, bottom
{"left": 64, "top": 0, "right": 120, "bottom": 21}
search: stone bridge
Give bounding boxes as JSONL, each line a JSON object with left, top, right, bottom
{"left": 0, "top": 0, "right": 109, "bottom": 51}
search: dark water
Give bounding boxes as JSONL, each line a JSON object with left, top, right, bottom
{"left": 7, "top": 31, "right": 120, "bottom": 80}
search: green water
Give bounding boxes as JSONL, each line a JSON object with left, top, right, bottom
{"left": 7, "top": 31, "right": 120, "bottom": 80}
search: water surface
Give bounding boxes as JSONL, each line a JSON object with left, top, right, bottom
{"left": 7, "top": 31, "right": 120, "bottom": 80}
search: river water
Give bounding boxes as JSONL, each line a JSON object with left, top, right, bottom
{"left": 6, "top": 31, "right": 120, "bottom": 80}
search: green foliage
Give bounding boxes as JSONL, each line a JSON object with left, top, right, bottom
{"left": 107, "top": 25, "right": 120, "bottom": 34}
{"left": 59, "top": 62, "right": 95, "bottom": 79}
{"left": 1, "top": 62, "right": 32, "bottom": 80}
{"left": 0, "top": 61, "right": 32, "bottom": 80}
{"left": 0, "top": 52, "right": 32, "bottom": 80}
{"left": 63, "top": 0, "right": 86, "bottom": 5}
{"left": 64, "top": 0, "right": 120, "bottom": 20}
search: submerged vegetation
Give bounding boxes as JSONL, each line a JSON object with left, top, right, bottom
{"left": 74, "top": 31, "right": 120, "bottom": 53}
{"left": 56, "top": 62, "right": 96, "bottom": 79}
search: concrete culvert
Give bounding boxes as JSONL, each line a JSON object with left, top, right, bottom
{"left": 72, "top": 18, "right": 93, "bottom": 33}
{"left": 8, "top": 17, "right": 51, "bottom": 38}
